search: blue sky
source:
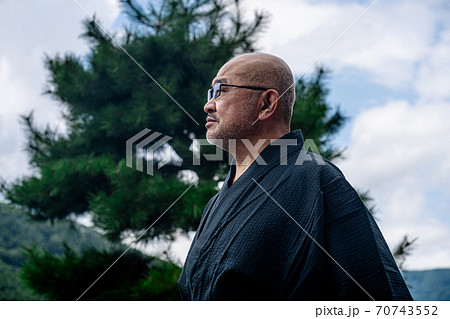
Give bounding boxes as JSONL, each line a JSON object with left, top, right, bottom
{"left": 1, "top": 0, "right": 449, "bottom": 270}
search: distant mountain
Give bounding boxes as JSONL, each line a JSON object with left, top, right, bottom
{"left": 405, "top": 269, "right": 450, "bottom": 301}
{"left": 0, "top": 203, "right": 108, "bottom": 300}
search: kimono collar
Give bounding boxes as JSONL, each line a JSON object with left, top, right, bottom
{"left": 225, "top": 130, "right": 304, "bottom": 189}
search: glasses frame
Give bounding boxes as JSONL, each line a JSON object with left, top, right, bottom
{"left": 207, "top": 83, "right": 270, "bottom": 101}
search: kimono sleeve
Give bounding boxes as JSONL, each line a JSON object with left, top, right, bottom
{"left": 322, "top": 177, "right": 412, "bottom": 301}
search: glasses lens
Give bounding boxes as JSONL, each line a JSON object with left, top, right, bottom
{"left": 207, "top": 83, "right": 223, "bottom": 101}
{"left": 207, "top": 88, "right": 213, "bottom": 101}
{"left": 213, "top": 83, "right": 220, "bottom": 98}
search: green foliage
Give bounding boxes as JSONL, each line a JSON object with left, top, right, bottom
{"left": 130, "top": 259, "right": 182, "bottom": 300}
{"left": 22, "top": 245, "right": 180, "bottom": 300}
{"left": 0, "top": 260, "right": 44, "bottom": 301}
{"left": 0, "top": 0, "right": 272, "bottom": 300}
{"left": 0, "top": 203, "right": 108, "bottom": 264}
{"left": 1, "top": 0, "right": 270, "bottom": 230}
{"left": 0, "top": 0, "right": 351, "bottom": 301}
{"left": 393, "top": 235, "right": 418, "bottom": 271}
{"left": 90, "top": 160, "right": 216, "bottom": 241}
{"left": 291, "top": 68, "right": 346, "bottom": 160}
{"left": 0, "top": 0, "right": 346, "bottom": 239}
{"left": 2, "top": 152, "right": 114, "bottom": 221}
{"left": 0, "top": 203, "right": 108, "bottom": 300}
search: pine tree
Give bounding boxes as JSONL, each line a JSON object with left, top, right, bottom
{"left": 0, "top": 0, "right": 361, "bottom": 300}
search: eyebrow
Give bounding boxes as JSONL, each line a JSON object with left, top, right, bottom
{"left": 212, "top": 78, "right": 228, "bottom": 86}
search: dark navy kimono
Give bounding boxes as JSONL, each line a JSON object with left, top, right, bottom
{"left": 178, "top": 130, "right": 412, "bottom": 300}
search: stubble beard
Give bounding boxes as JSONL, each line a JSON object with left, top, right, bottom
{"left": 206, "top": 115, "right": 256, "bottom": 151}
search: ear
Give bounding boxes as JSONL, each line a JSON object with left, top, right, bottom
{"left": 257, "top": 89, "right": 279, "bottom": 121}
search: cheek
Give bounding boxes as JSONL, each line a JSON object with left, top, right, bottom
{"left": 217, "top": 106, "right": 241, "bottom": 122}
{"left": 233, "top": 104, "right": 257, "bottom": 121}
{"left": 216, "top": 94, "right": 257, "bottom": 121}
{"left": 215, "top": 103, "right": 232, "bottom": 120}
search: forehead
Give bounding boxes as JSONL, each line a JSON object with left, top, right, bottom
{"left": 211, "top": 59, "right": 250, "bottom": 85}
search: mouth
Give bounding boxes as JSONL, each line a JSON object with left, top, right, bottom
{"left": 205, "top": 116, "right": 217, "bottom": 128}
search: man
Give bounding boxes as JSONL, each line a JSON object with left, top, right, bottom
{"left": 178, "top": 53, "right": 412, "bottom": 300}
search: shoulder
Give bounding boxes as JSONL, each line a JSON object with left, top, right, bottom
{"left": 289, "top": 150, "right": 346, "bottom": 187}
{"left": 205, "top": 193, "right": 219, "bottom": 209}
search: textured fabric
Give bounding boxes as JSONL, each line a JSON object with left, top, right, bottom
{"left": 178, "top": 130, "right": 412, "bottom": 300}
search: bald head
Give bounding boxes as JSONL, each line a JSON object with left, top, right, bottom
{"left": 217, "top": 52, "right": 295, "bottom": 125}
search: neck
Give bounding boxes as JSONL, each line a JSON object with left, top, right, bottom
{"left": 228, "top": 127, "right": 290, "bottom": 184}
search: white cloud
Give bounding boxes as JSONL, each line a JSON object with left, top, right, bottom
{"left": 251, "top": 0, "right": 448, "bottom": 91}
{"left": 245, "top": 0, "right": 450, "bottom": 269}
{"left": 2, "top": 0, "right": 449, "bottom": 272}
{"left": 0, "top": 56, "right": 32, "bottom": 182}
{"left": 339, "top": 100, "right": 450, "bottom": 270}
{"left": 0, "top": 0, "right": 120, "bottom": 182}
{"left": 343, "top": 100, "right": 450, "bottom": 186}
{"left": 416, "top": 27, "right": 450, "bottom": 101}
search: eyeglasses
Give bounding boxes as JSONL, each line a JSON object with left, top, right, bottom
{"left": 207, "top": 83, "right": 269, "bottom": 101}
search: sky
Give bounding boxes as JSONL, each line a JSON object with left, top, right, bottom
{"left": 0, "top": 0, "right": 449, "bottom": 271}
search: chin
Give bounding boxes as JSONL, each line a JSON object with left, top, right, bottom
{"left": 206, "top": 133, "right": 219, "bottom": 146}
{"left": 206, "top": 125, "right": 221, "bottom": 139}
{"left": 206, "top": 130, "right": 227, "bottom": 149}
{"left": 206, "top": 128, "right": 214, "bottom": 141}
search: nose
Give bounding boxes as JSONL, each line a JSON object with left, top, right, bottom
{"left": 204, "top": 99, "right": 216, "bottom": 114}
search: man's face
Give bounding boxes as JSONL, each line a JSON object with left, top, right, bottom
{"left": 204, "top": 59, "right": 259, "bottom": 148}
